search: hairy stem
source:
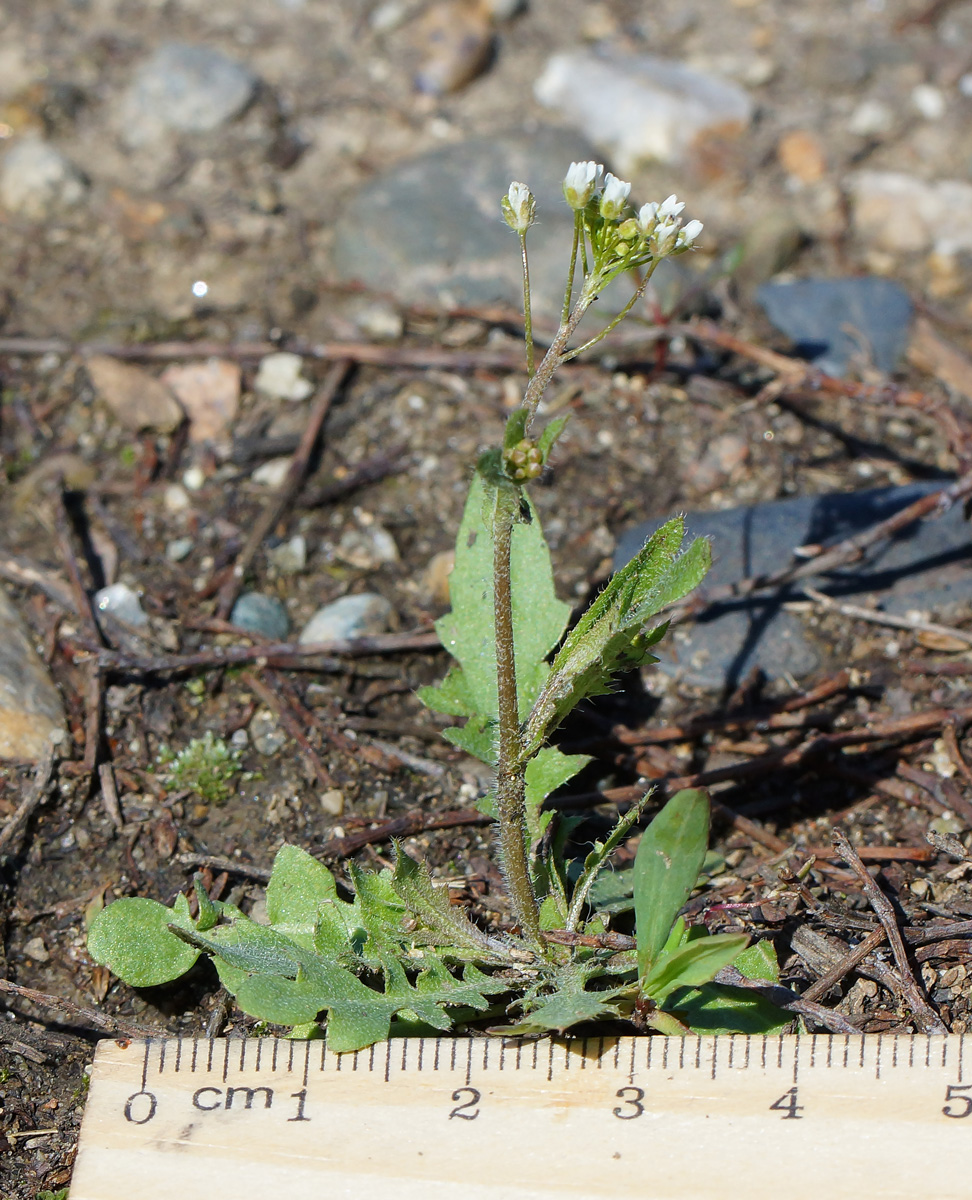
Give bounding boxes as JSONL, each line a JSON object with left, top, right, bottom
{"left": 519, "top": 231, "right": 535, "bottom": 379}
{"left": 521, "top": 289, "right": 593, "bottom": 429}
{"left": 492, "top": 490, "right": 541, "bottom": 946}
{"left": 561, "top": 262, "right": 659, "bottom": 363}
{"left": 561, "top": 213, "right": 582, "bottom": 325}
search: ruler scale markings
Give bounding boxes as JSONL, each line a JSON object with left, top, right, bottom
{"left": 191, "top": 1038, "right": 198, "bottom": 1073}
{"left": 908, "top": 1036, "right": 914, "bottom": 1070}
{"left": 761, "top": 1035, "right": 768, "bottom": 1070}
{"left": 174, "top": 1038, "right": 182, "bottom": 1075}
{"left": 959, "top": 1036, "right": 964, "bottom": 1082}
{"left": 941, "top": 1038, "right": 948, "bottom": 1069}
{"left": 710, "top": 1038, "right": 718, "bottom": 1081}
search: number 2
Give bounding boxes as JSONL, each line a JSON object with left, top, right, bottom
{"left": 449, "top": 1087, "right": 481, "bottom": 1120}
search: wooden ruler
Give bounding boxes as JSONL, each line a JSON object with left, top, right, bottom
{"left": 71, "top": 1035, "right": 972, "bottom": 1199}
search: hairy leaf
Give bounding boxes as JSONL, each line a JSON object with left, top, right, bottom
{"left": 390, "top": 848, "right": 507, "bottom": 961}
{"left": 566, "top": 790, "right": 654, "bottom": 931}
{"left": 524, "top": 746, "right": 591, "bottom": 844}
{"left": 642, "top": 933, "right": 750, "bottom": 1007}
{"left": 87, "top": 894, "right": 201, "bottom": 988}
{"left": 633, "top": 788, "right": 710, "bottom": 977}
{"left": 523, "top": 519, "right": 710, "bottom": 754}
{"left": 417, "top": 471, "right": 570, "bottom": 765}
{"left": 502, "top": 986, "right": 623, "bottom": 1035}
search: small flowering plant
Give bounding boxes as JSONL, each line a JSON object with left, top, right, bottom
{"left": 88, "top": 165, "right": 784, "bottom": 1047}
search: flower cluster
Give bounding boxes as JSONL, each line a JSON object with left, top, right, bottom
{"left": 556, "top": 160, "right": 702, "bottom": 272}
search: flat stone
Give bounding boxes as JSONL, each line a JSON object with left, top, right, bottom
{"left": 330, "top": 130, "right": 616, "bottom": 315}
{"left": 535, "top": 50, "right": 753, "bottom": 173}
{"left": 757, "top": 278, "right": 913, "bottom": 377}
{"left": 159, "top": 359, "right": 240, "bottom": 447}
{"left": 86, "top": 355, "right": 184, "bottom": 433}
{"left": 614, "top": 482, "right": 972, "bottom": 690}
{"left": 254, "top": 352, "right": 313, "bottom": 402}
{"left": 299, "top": 593, "right": 394, "bottom": 644}
{"left": 0, "top": 136, "right": 87, "bottom": 219}
{"left": 230, "top": 592, "right": 290, "bottom": 640}
{"left": 0, "top": 588, "right": 67, "bottom": 761}
{"left": 120, "top": 43, "right": 257, "bottom": 147}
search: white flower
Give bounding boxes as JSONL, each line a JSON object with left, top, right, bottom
{"left": 599, "top": 173, "right": 632, "bottom": 220}
{"left": 636, "top": 201, "right": 659, "bottom": 235}
{"left": 502, "top": 180, "right": 536, "bottom": 233}
{"left": 676, "top": 218, "right": 703, "bottom": 249}
{"left": 563, "top": 160, "right": 603, "bottom": 210}
{"left": 650, "top": 220, "right": 679, "bottom": 255}
{"left": 657, "top": 194, "right": 685, "bottom": 220}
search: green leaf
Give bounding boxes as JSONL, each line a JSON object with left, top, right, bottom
{"left": 417, "top": 471, "right": 570, "bottom": 765}
{"left": 537, "top": 415, "right": 570, "bottom": 465}
{"left": 633, "top": 788, "right": 710, "bottom": 977}
{"left": 523, "top": 519, "right": 710, "bottom": 753}
{"left": 734, "top": 939, "right": 780, "bottom": 984}
{"left": 524, "top": 746, "right": 590, "bottom": 845}
{"left": 503, "top": 987, "right": 623, "bottom": 1035}
{"left": 192, "top": 874, "right": 220, "bottom": 932}
{"left": 503, "top": 407, "right": 529, "bottom": 450}
{"left": 265, "top": 844, "right": 337, "bottom": 950}
{"left": 88, "top": 897, "right": 200, "bottom": 988}
{"left": 390, "top": 848, "right": 506, "bottom": 960}
{"left": 642, "top": 933, "right": 749, "bottom": 1008}
{"left": 566, "top": 790, "right": 653, "bottom": 931}
{"left": 667, "top": 982, "right": 790, "bottom": 1035}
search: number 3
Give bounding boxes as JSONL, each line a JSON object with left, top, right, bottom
{"left": 613, "top": 1086, "right": 645, "bottom": 1120}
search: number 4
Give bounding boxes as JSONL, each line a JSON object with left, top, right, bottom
{"left": 770, "top": 1087, "right": 804, "bottom": 1120}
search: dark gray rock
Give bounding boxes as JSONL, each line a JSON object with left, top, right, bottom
{"left": 330, "top": 130, "right": 660, "bottom": 316}
{"left": 757, "top": 277, "right": 913, "bottom": 377}
{"left": 614, "top": 482, "right": 971, "bottom": 690}
{"left": 230, "top": 592, "right": 290, "bottom": 640}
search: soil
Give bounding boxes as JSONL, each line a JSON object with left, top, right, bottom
{"left": 2, "top": 1, "right": 972, "bottom": 1194}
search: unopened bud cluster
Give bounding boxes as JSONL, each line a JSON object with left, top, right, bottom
{"left": 505, "top": 438, "right": 543, "bottom": 481}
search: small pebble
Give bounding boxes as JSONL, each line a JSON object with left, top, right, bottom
{"left": 0, "top": 136, "right": 87, "bottom": 218}
{"left": 267, "top": 534, "right": 307, "bottom": 574}
{"left": 24, "top": 936, "right": 49, "bottom": 963}
{"left": 120, "top": 43, "right": 257, "bottom": 147}
{"left": 166, "top": 537, "right": 194, "bottom": 563}
{"left": 252, "top": 457, "right": 292, "bottom": 488}
{"left": 336, "top": 519, "right": 399, "bottom": 570}
{"left": 249, "top": 709, "right": 287, "bottom": 756}
{"left": 912, "top": 84, "right": 946, "bottom": 121}
{"left": 182, "top": 465, "right": 206, "bottom": 491}
{"left": 163, "top": 484, "right": 191, "bottom": 513}
{"left": 320, "top": 788, "right": 345, "bottom": 816}
{"left": 230, "top": 592, "right": 290, "bottom": 640}
{"left": 160, "top": 359, "right": 241, "bottom": 447}
{"left": 299, "top": 593, "right": 395, "bottom": 643}
{"left": 95, "top": 583, "right": 148, "bottom": 628}
{"left": 413, "top": 1, "right": 495, "bottom": 96}
{"left": 254, "top": 352, "right": 313, "bottom": 402}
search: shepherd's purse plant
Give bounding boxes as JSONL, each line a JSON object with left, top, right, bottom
{"left": 88, "top": 163, "right": 787, "bottom": 1049}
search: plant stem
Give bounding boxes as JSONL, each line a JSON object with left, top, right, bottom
{"left": 561, "top": 214, "right": 581, "bottom": 325}
{"left": 492, "top": 489, "right": 541, "bottom": 946}
{"left": 521, "top": 289, "right": 593, "bottom": 429}
{"left": 519, "top": 232, "right": 535, "bottom": 378}
{"left": 561, "top": 264, "right": 659, "bottom": 362}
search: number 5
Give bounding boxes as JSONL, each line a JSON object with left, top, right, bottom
{"left": 943, "top": 1084, "right": 972, "bottom": 1119}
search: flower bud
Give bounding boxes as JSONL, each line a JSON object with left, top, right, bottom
{"left": 562, "top": 160, "right": 603, "bottom": 210}
{"left": 501, "top": 181, "right": 536, "bottom": 233}
{"left": 617, "top": 217, "right": 641, "bottom": 240}
{"left": 599, "top": 173, "right": 632, "bottom": 220}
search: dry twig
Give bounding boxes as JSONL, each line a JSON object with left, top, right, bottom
{"left": 832, "top": 828, "right": 947, "bottom": 1033}
{"left": 0, "top": 742, "right": 57, "bottom": 857}
{"left": 216, "top": 359, "right": 352, "bottom": 617}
